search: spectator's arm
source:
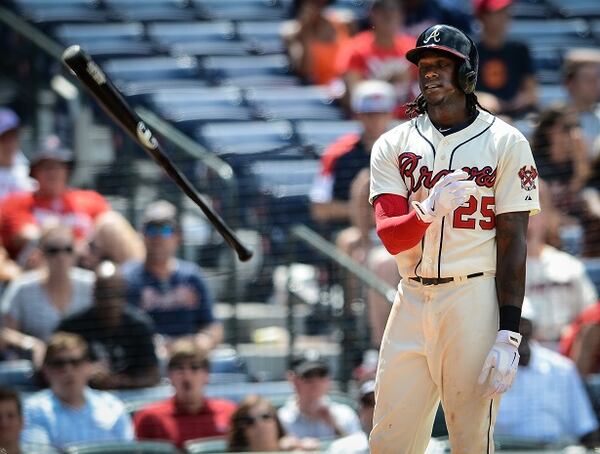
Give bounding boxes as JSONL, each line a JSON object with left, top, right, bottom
{"left": 196, "top": 321, "right": 224, "bottom": 351}
{"left": 311, "top": 200, "right": 351, "bottom": 223}
{"left": 90, "top": 365, "right": 161, "bottom": 390}
{"left": 570, "top": 323, "right": 600, "bottom": 377}
{"left": 569, "top": 126, "right": 592, "bottom": 192}
{"left": 504, "top": 75, "right": 538, "bottom": 113}
{"left": 349, "top": 169, "right": 374, "bottom": 242}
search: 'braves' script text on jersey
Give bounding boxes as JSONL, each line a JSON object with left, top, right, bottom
{"left": 369, "top": 109, "right": 540, "bottom": 279}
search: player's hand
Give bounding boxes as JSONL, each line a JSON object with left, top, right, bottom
{"left": 477, "top": 330, "right": 522, "bottom": 398}
{"left": 411, "top": 170, "right": 477, "bottom": 223}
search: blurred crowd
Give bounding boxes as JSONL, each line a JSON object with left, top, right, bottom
{"left": 3, "top": 0, "right": 600, "bottom": 451}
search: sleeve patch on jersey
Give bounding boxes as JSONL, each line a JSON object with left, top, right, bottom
{"left": 518, "top": 165, "right": 538, "bottom": 191}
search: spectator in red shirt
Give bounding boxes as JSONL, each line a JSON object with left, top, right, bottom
{"left": 0, "top": 135, "right": 109, "bottom": 264}
{"left": 134, "top": 339, "right": 236, "bottom": 449}
{"left": 560, "top": 302, "right": 600, "bottom": 377}
{"left": 336, "top": 0, "right": 416, "bottom": 117}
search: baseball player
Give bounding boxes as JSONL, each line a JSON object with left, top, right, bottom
{"left": 368, "top": 25, "right": 540, "bottom": 452}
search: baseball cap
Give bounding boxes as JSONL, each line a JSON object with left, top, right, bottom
{"left": 360, "top": 380, "right": 375, "bottom": 398}
{"left": 31, "top": 135, "right": 74, "bottom": 167}
{"left": 0, "top": 108, "right": 20, "bottom": 136}
{"left": 290, "top": 350, "right": 330, "bottom": 377}
{"left": 474, "top": 0, "right": 512, "bottom": 15}
{"left": 142, "top": 200, "right": 178, "bottom": 227}
{"left": 351, "top": 80, "right": 396, "bottom": 114}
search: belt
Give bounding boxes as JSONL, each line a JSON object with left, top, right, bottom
{"left": 409, "top": 272, "right": 484, "bottom": 286}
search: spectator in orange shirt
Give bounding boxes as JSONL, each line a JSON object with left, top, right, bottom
{"left": 336, "top": 0, "right": 416, "bottom": 117}
{"left": 0, "top": 135, "right": 109, "bottom": 264}
{"left": 282, "top": 0, "right": 353, "bottom": 85}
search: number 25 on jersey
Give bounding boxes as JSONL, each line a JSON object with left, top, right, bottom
{"left": 453, "top": 196, "right": 495, "bottom": 230}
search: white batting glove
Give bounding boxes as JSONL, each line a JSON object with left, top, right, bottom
{"left": 477, "top": 330, "right": 522, "bottom": 398}
{"left": 411, "top": 170, "right": 477, "bottom": 223}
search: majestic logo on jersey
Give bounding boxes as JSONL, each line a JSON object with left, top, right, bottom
{"left": 398, "top": 152, "right": 496, "bottom": 193}
{"left": 518, "top": 165, "right": 538, "bottom": 191}
{"left": 423, "top": 26, "right": 442, "bottom": 44}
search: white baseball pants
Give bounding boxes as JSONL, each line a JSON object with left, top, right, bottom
{"left": 369, "top": 274, "right": 500, "bottom": 453}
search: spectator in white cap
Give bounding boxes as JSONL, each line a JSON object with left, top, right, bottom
{"left": 0, "top": 108, "right": 34, "bottom": 200}
{"left": 310, "top": 80, "right": 395, "bottom": 235}
{"left": 494, "top": 297, "right": 600, "bottom": 447}
{"left": 310, "top": 80, "right": 400, "bottom": 347}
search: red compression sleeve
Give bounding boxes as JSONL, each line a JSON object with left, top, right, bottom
{"left": 374, "top": 194, "right": 430, "bottom": 255}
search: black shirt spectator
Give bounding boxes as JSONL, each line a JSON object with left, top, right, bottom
{"left": 57, "top": 304, "right": 158, "bottom": 381}
{"left": 477, "top": 41, "right": 534, "bottom": 104}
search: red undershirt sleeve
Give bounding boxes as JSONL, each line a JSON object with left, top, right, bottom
{"left": 374, "top": 193, "right": 431, "bottom": 255}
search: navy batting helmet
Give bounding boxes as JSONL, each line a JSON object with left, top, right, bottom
{"left": 406, "top": 24, "right": 479, "bottom": 95}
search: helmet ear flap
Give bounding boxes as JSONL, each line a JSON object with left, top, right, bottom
{"left": 459, "top": 61, "right": 477, "bottom": 94}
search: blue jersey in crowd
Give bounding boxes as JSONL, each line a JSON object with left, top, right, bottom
{"left": 122, "top": 259, "right": 215, "bottom": 337}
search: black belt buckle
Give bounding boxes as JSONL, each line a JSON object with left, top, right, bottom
{"left": 410, "top": 272, "right": 484, "bottom": 286}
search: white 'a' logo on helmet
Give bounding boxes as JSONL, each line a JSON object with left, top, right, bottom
{"left": 423, "top": 26, "right": 442, "bottom": 44}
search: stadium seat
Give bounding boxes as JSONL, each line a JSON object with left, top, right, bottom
{"left": 63, "top": 441, "right": 178, "bottom": 454}
{"left": 246, "top": 86, "right": 343, "bottom": 120}
{"left": 584, "top": 258, "right": 600, "bottom": 294}
{"left": 147, "top": 21, "right": 236, "bottom": 47}
{"left": 538, "top": 84, "right": 568, "bottom": 107}
{"left": 236, "top": 20, "right": 286, "bottom": 54}
{"left": 170, "top": 41, "right": 250, "bottom": 57}
{"left": 546, "top": 0, "right": 600, "bottom": 18}
{"left": 192, "top": 0, "right": 287, "bottom": 21}
{"left": 0, "top": 359, "right": 37, "bottom": 391}
{"left": 105, "top": 0, "right": 193, "bottom": 22}
{"left": 118, "top": 80, "right": 210, "bottom": 98}
{"left": 148, "top": 86, "right": 244, "bottom": 110}
{"left": 55, "top": 22, "right": 145, "bottom": 45}
{"left": 295, "top": 120, "right": 362, "bottom": 154}
{"left": 197, "top": 120, "right": 294, "bottom": 155}
{"left": 103, "top": 56, "right": 201, "bottom": 83}
{"left": 202, "top": 55, "right": 290, "bottom": 85}
{"left": 210, "top": 346, "right": 247, "bottom": 374}
{"left": 17, "top": 5, "right": 109, "bottom": 23}
{"left": 184, "top": 437, "right": 227, "bottom": 454}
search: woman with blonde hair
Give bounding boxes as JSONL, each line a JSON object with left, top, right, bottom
{"left": 1, "top": 224, "right": 94, "bottom": 365}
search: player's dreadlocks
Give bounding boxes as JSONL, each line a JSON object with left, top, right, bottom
{"left": 405, "top": 92, "right": 489, "bottom": 119}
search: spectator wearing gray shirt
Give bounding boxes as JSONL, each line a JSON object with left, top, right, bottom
{"left": 278, "top": 351, "right": 361, "bottom": 440}
{"left": 1, "top": 225, "right": 94, "bottom": 365}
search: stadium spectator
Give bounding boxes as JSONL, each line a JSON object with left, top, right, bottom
{"left": 310, "top": 80, "right": 398, "bottom": 344}
{"left": 21, "top": 332, "right": 133, "bottom": 449}
{"left": 56, "top": 261, "right": 159, "bottom": 390}
{"left": 336, "top": 0, "right": 415, "bottom": 117}
{"left": 123, "top": 200, "right": 222, "bottom": 352}
{"left": 1, "top": 225, "right": 94, "bottom": 366}
{"left": 400, "top": 0, "right": 472, "bottom": 37}
{"left": 532, "top": 105, "right": 590, "bottom": 215}
{"left": 0, "top": 108, "right": 34, "bottom": 200}
{"left": 80, "top": 211, "right": 145, "bottom": 270}
{"left": 0, "top": 386, "right": 23, "bottom": 454}
{"left": 134, "top": 339, "right": 236, "bottom": 449}
{"left": 562, "top": 50, "right": 600, "bottom": 159}
{"left": 228, "top": 395, "right": 319, "bottom": 452}
{"left": 310, "top": 80, "right": 395, "bottom": 234}
{"left": 495, "top": 301, "right": 600, "bottom": 447}
{"left": 474, "top": 0, "right": 538, "bottom": 117}
{"left": 282, "top": 0, "right": 352, "bottom": 85}
{"left": 278, "top": 350, "right": 361, "bottom": 439}
{"left": 0, "top": 135, "right": 110, "bottom": 264}
{"left": 326, "top": 380, "right": 374, "bottom": 453}
{"left": 525, "top": 180, "right": 597, "bottom": 346}
{"left": 560, "top": 302, "right": 600, "bottom": 377}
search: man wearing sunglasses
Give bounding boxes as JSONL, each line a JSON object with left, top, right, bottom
{"left": 134, "top": 339, "right": 236, "bottom": 449}
{"left": 122, "top": 200, "right": 222, "bottom": 353}
{"left": 56, "top": 261, "right": 160, "bottom": 390}
{"left": 278, "top": 350, "right": 361, "bottom": 440}
{"left": 20, "top": 332, "right": 133, "bottom": 450}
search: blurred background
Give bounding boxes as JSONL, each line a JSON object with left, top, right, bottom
{"left": 2, "top": 0, "right": 600, "bottom": 452}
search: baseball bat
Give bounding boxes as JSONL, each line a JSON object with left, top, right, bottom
{"left": 61, "top": 45, "right": 253, "bottom": 262}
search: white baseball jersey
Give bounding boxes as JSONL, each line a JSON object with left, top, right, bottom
{"left": 369, "top": 109, "right": 540, "bottom": 279}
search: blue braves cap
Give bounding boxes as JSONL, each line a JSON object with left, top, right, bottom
{"left": 0, "top": 108, "right": 20, "bottom": 136}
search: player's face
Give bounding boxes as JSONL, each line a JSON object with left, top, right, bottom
{"left": 417, "top": 53, "right": 460, "bottom": 106}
